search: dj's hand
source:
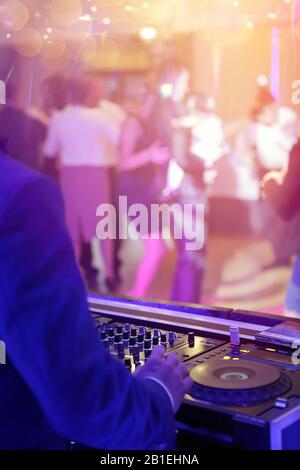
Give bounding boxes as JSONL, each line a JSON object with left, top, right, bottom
{"left": 134, "top": 346, "right": 193, "bottom": 413}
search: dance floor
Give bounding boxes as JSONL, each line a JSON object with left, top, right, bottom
{"left": 113, "top": 235, "right": 293, "bottom": 316}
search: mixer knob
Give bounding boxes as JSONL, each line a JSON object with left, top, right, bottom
{"left": 100, "top": 331, "right": 107, "bottom": 341}
{"left": 144, "top": 338, "right": 152, "bottom": 360}
{"left": 96, "top": 322, "right": 103, "bottom": 332}
{"left": 145, "top": 331, "right": 152, "bottom": 340}
{"left": 108, "top": 328, "right": 115, "bottom": 344}
{"left": 123, "top": 330, "right": 130, "bottom": 341}
{"left": 153, "top": 329, "right": 160, "bottom": 338}
{"left": 130, "top": 328, "right": 137, "bottom": 338}
{"left": 160, "top": 334, "right": 167, "bottom": 347}
{"left": 168, "top": 332, "right": 176, "bottom": 347}
{"left": 133, "top": 346, "right": 140, "bottom": 365}
{"left": 144, "top": 348, "right": 152, "bottom": 360}
{"left": 137, "top": 334, "right": 144, "bottom": 344}
{"left": 117, "top": 344, "right": 125, "bottom": 360}
{"left": 188, "top": 332, "right": 195, "bottom": 347}
{"left": 129, "top": 337, "right": 136, "bottom": 354}
{"left": 100, "top": 332, "right": 109, "bottom": 349}
{"left": 116, "top": 326, "right": 123, "bottom": 335}
{"left": 138, "top": 326, "right": 145, "bottom": 335}
{"left": 152, "top": 336, "right": 159, "bottom": 346}
{"left": 124, "top": 358, "right": 132, "bottom": 370}
{"left": 108, "top": 327, "right": 114, "bottom": 338}
{"left": 124, "top": 323, "right": 131, "bottom": 332}
{"left": 114, "top": 335, "right": 122, "bottom": 344}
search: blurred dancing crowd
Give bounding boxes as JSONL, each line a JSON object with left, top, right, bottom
{"left": 0, "top": 70, "right": 299, "bottom": 314}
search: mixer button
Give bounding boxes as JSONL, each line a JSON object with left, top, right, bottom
{"left": 188, "top": 332, "right": 195, "bottom": 347}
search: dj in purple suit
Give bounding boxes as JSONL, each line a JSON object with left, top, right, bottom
{"left": 0, "top": 151, "right": 192, "bottom": 450}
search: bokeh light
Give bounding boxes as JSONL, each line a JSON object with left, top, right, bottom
{"left": 140, "top": 26, "right": 157, "bottom": 42}
{"left": 0, "top": 0, "right": 29, "bottom": 32}
{"left": 12, "top": 27, "right": 43, "bottom": 58}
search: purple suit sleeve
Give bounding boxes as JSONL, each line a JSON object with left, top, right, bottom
{"left": 0, "top": 175, "right": 175, "bottom": 450}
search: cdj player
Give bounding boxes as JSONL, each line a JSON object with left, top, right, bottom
{"left": 88, "top": 296, "right": 300, "bottom": 450}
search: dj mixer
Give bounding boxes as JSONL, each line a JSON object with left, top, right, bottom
{"left": 89, "top": 296, "right": 300, "bottom": 450}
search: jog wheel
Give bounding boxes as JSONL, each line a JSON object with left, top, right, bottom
{"left": 189, "top": 359, "right": 291, "bottom": 406}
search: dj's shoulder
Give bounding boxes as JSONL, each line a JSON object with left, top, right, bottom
{"left": 0, "top": 153, "right": 61, "bottom": 214}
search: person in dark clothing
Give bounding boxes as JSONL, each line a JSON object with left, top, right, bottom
{"left": 0, "top": 151, "right": 192, "bottom": 449}
{"left": 251, "top": 87, "right": 298, "bottom": 270}
{"left": 0, "top": 83, "right": 47, "bottom": 171}
{"left": 263, "top": 138, "right": 300, "bottom": 314}
{"left": 264, "top": 139, "right": 300, "bottom": 220}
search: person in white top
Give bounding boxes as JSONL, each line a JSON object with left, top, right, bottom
{"left": 253, "top": 106, "right": 298, "bottom": 171}
{"left": 250, "top": 87, "right": 298, "bottom": 175}
{"left": 44, "top": 104, "right": 118, "bottom": 167}
{"left": 83, "top": 73, "right": 127, "bottom": 287}
{"left": 44, "top": 76, "right": 119, "bottom": 292}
